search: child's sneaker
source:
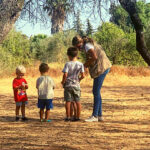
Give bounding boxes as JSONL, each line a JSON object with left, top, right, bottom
{"left": 22, "top": 117, "right": 28, "bottom": 121}
{"left": 40, "top": 119, "right": 44, "bottom": 122}
{"left": 72, "top": 118, "right": 80, "bottom": 122}
{"left": 85, "top": 116, "right": 98, "bottom": 122}
{"left": 45, "top": 119, "right": 52, "bottom": 122}
{"left": 15, "top": 117, "right": 19, "bottom": 121}
{"left": 64, "top": 118, "right": 71, "bottom": 122}
{"left": 98, "top": 116, "right": 104, "bottom": 122}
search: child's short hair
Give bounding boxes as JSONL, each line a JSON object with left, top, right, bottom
{"left": 67, "top": 47, "right": 78, "bottom": 58}
{"left": 39, "top": 63, "right": 49, "bottom": 73}
{"left": 16, "top": 65, "right": 26, "bottom": 74}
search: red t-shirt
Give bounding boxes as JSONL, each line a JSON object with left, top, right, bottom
{"left": 13, "top": 78, "right": 28, "bottom": 102}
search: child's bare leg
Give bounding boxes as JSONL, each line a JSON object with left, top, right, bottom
{"left": 76, "top": 101, "right": 81, "bottom": 119}
{"left": 65, "top": 101, "right": 71, "bottom": 118}
{"left": 70, "top": 102, "right": 74, "bottom": 118}
{"left": 45, "top": 109, "right": 50, "bottom": 120}
{"left": 72, "top": 101, "right": 77, "bottom": 119}
{"left": 16, "top": 106, "right": 20, "bottom": 116}
{"left": 21, "top": 104, "right": 25, "bottom": 118}
{"left": 40, "top": 109, "right": 44, "bottom": 120}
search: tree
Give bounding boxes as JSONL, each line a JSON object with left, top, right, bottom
{"left": 109, "top": 3, "right": 134, "bottom": 32}
{"left": 73, "top": 11, "right": 84, "bottom": 36}
{"left": 1, "top": 28, "right": 32, "bottom": 66}
{"left": 94, "top": 23, "right": 126, "bottom": 64}
{"left": 86, "top": 19, "right": 93, "bottom": 36}
{"left": 43, "top": 0, "right": 72, "bottom": 34}
{"left": 94, "top": 22, "right": 146, "bottom": 66}
{"left": 119, "top": 0, "right": 150, "bottom": 65}
{"left": 109, "top": 1, "right": 150, "bottom": 32}
{"left": 1, "top": 0, "right": 150, "bottom": 66}
{"left": 72, "top": 0, "right": 150, "bottom": 66}
{"left": 0, "top": 0, "right": 24, "bottom": 43}
{"left": 30, "top": 34, "right": 48, "bottom": 60}
{"left": 144, "top": 25, "right": 150, "bottom": 51}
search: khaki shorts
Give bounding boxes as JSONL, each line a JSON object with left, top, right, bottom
{"left": 64, "top": 87, "right": 81, "bottom": 102}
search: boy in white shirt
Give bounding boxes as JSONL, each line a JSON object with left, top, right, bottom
{"left": 61, "top": 47, "right": 85, "bottom": 121}
{"left": 36, "top": 63, "right": 55, "bottom": 122}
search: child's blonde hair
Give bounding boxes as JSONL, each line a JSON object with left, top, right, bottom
{"left": 16, "top": 65, "right": 26, "bottom": 74}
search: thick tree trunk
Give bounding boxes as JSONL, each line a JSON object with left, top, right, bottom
{"left": 51, "top": 16, "right": 64, "bottom": 34}
{"left": 119, "top": 0, "right": 150, "bottom": 66}
{"left": 51, "top": 8, "right": 65, "bottom": 34}
{"left": 0, "top": 0, "right": 24, "bottom": 44}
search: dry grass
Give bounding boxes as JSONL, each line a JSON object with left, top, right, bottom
{"left": 110, "top": 65, "right": 150, "bottom": 77}
{"left": 0, "top": 64, "right": 150, "bottom": 150}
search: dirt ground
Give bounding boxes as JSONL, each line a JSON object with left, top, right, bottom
{"left": 0, "top": 75, "right": 150, "bottom": 150}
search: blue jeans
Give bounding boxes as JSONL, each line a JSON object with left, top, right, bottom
{"left": 92, "top": 68, "right": 110, "bottom": 117}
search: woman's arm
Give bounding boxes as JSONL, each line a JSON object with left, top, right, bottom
{"left": 84, "top": 49, "right": 97, "bottom": 68}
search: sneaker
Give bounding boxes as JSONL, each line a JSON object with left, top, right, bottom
{"left": 40, "top": 119, "right": 44, "bottom": 122}
{"left": 98, "top": 116, "right": 104, "bottom": 122}
{"left": 71, "top": 118, "right": 80, "bottom": 122}
{"left": 22, "top": 117, "right": 28, "bottom": 121}
{"left": 85, "top": 116, "right": 98, "bottom": 122}
{"left": 45, "top": 119, "right": 52, "bottom": 122}
{"left": 15, "top": 117, "right": 19, "bottom": 121}
{"left": 64, "top": 118, "right": 71, "bottom": 122}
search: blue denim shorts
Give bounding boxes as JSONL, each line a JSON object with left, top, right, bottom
{"left": 16, "top": 101, "right": 28, "bottom": 106}
{"left": 37, "top": 99, "right": 53, "bottom": 110}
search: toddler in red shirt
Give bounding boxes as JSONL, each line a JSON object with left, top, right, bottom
{"left": 12, "top": 65, "right": 28, "bottom": 121}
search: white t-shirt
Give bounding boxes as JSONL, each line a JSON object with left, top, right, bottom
{"left": 62, "top": 61, "right": 84, "bottom": 88}
{"left": 85, "top": 43, "right": 94, "bottom": 52}
{"left": 36, "top": 76, "right": 55, "bottom": 99}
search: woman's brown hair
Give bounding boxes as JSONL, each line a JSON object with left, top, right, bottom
{"left": 72, "top": 35, "right": 94, "bottom": 46}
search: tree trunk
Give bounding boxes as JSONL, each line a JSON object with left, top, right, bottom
{"left": 119, "top": 0, "right": 150, "bottom": 66}
{"left": 51, "top": 8, "right": 65, "bottom": 34}
{"left": 51, "top": 16, "right": 64, "bottom": 34}
{"left": 0, "top": 0, "right": 24, "bottom": 44}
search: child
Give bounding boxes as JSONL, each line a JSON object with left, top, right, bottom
{"left": 61, "top": 47, "right": 85, "bottom": 121}
{"left": 36, "top": 63, "right": 55, "bottom": 122}
{"left": 13, "top": 65, "right": 28, "bottom": 121}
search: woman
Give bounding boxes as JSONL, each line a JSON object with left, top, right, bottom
{"left": 72, "top": 36, "right": 112, "bottom": 122}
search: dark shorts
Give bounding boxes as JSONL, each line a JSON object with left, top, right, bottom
{"left": 37, "top": 99, "right": 53, "bottom": 110}
{"left": 64, "top": 87, "right": 81, "bottom": 102}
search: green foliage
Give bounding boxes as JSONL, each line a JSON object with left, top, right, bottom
{"left": 136, "top": 1, "right": 150, "bottom": 29}
{"left": 144, "top": 25, "right": 150, "bottom": 52}
{"left": 109, "top": 3, "right": 134, "bottom": 32}
{"left": 73, "top": 11, "right": 85, "bottom": 36}
{"left": 94, "top": 22, "right": 146, "bottom": 66}
{"left": 0, "top": 29, "right": 32, "bottom": 73}
{"left": 31, "top": 30, "right": 77, "bottom": 63}
{"left": 86, "top": 19, "right": 93, "bottom": 36}
{"left": 95, "top": 22, "right": 125, "bottom": 64}
{"left": 30, "top": 34, "right": 48, "bottom": 60}
{"left": 1, "top": 21, "right": 148, "bottom": 76}
{"left": 124, "top": 32, "right": 146, "bottom": 66}
{"left": 109, "top": 1, "right": 150, "bottom": 32}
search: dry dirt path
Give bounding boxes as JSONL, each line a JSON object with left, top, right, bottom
{"left": 0, "top": 77, "right": 150, "bottom": 150}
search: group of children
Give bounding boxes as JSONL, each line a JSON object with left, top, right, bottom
{"left": 13, "top": 47, "right": 85, "bottom": 122}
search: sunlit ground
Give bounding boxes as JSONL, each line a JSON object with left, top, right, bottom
{"left": 0, "top": 66, "right": 150, "bottom": 150}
